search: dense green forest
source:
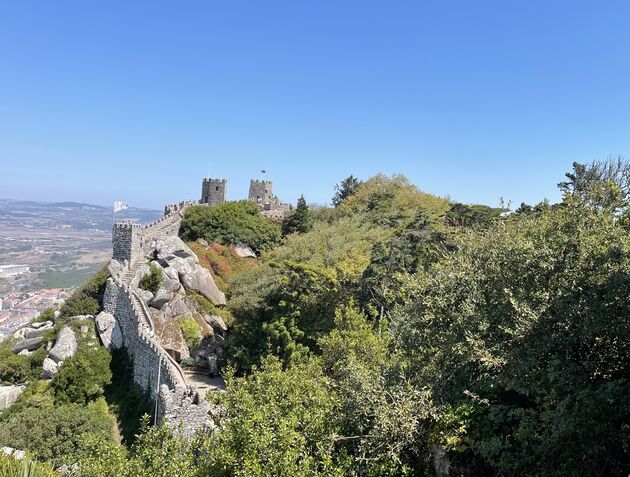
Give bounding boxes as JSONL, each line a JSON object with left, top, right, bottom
{"left": 0, "top": 159, "right": 628, "bottom": 476}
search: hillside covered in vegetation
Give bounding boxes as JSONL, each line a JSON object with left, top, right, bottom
{"left": 0, "top": 159, "right": 628, "bottom": 476}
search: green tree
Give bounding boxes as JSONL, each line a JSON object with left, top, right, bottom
{"left": 558, "top": 156, "right": 630, "bottom": 213}
{"left": 319, "top": 305, "right": 432, "bottom": 475}
{"left": 228, "top": 261, "right": 339, "bottom": 371}
{"left": 332, "top": 175, "right": 362, "bottom": 207}
{"left": 281, "top": 195, "right": 313, "bottom": 236}
{"left": 180, "top": 201, "right": 280, "bottom": 252}
{"left": 0, "top": 399, "right": 115, "bottom": 467}
{"left": 77, "top": 417, "right": 196, "bottom": 477}
{"left": 139, "top": 263, "right": 163, "bottom": 294}
{"left": 199, "top": 356, "right": 348, "bottom": 477}
{"left": 50, "top": 346, "right": 112, "bottom": 405}
{"left": 393, "top": 205, "right": 630, "bottom": 475}
{"left": 446, "top": 202, "right": 505, "bottom": 228}
{"left": 0, "top": 347, "right": 31, "bottom": 384}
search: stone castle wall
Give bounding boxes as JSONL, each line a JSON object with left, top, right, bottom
{"left": 248, "top": 179, "right": 273, "bottom": 204}
{"left": 108, "top": 206, "right": 211, "bottom": 437}
{"left": 103, "top": 279, "right": 184, "bottom": 397}
{"left": 201, "top": 178, "right": 227, "bottom": 206}
{"left": 112, "top": 223, "right": 143, "bottom": 262}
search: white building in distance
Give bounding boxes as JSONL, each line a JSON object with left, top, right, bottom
{"left": 0, "top": 265, "right": 30, "bottom": 278}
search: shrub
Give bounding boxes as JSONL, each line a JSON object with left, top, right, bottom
{"left": 178, "top": 317, "right": 200, "bottom": 350}
{"left": 0, "top": 348, "right": 30, "bottom": 384}
{"left": 180, "top": 201, "right": 281, "bottom": 252}
{"left": 58, "top": 266, "right": 110, "bottom": 319}
{"left": 50, "top": 346, "right": 112, "bottom": 405}
{"left": 139, "top": 263, "right": 163, "bottom": 294}
{"left": 0, "top": 398, "right": 115, "bottom": 467}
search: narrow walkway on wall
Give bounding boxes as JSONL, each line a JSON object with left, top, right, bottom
{"left": 184, "top": 370, "right": 226, "bottom": 395}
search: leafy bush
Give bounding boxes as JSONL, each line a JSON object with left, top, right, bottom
{"left": 50, "top": 346, "right": 112, "bottom": 405}
{"left": 139, "top": 263, "right": 163, "bottom": 294}
{"left": 58, "top": 266, "right": 110, "bottom": 319}
{"left": 0, "top": 347, "right": 31, "bottom": 384}
{"left": 0, "top": 398, "right": 115, "bottom": 467}
{"left": 178, "top": 316, "right": 200, "bottom": 350}
{"left": 180, "top": 201, "right": 281, "bottom": 252}
{"left": 77, "top": 417, "right": 196, "bottom": 477}
{"left": 199, "top": 356, "right": 348, "bottom": 476}
{"left": 340, "top": 173, "right": 451, "bottom": 226}
{"left": 394, "top": 205, "right": 630, "bottom": 475}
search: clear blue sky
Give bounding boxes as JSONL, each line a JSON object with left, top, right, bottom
{"left": 1, "top": 1, "right": 628, "bottom": 209}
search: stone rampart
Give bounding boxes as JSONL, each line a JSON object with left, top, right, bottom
{"left": 112, "top": 223, "right": 143, "bottom": 262}
{"left": 107, "top": 204, "right": 211, "bottom": 436}
{"left": 103, "top": 278, "right": 185, "bottom": 397}
{"left": 164, "top": 200, "right": 197, "bottom": 216}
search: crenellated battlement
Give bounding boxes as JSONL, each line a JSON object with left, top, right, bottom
{"left": 164, "top": 200, "right": 196, "bottom": 216}
{"left": 200, "top": 178, "right": 227, "bottom": 206}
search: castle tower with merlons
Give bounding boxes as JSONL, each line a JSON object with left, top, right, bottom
{"left": 200, "top": 178, "right": 227, "bottom": 206}
{"left": 248, "top": 179, "right": 274, "bottom": 205}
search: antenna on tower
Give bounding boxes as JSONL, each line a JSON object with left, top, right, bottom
{"left": 207, "top": 160, "right": 211, "bottom": 179}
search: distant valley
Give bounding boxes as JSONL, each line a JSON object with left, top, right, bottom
{"left": 0, "top": 199, "right": 162, "bottom": 334}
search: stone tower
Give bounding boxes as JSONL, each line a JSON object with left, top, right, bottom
{"left": 248, "top": 180, "right": 273, "bottom": 205}
{"left": 200, "top": 178, "right": 227, "bottom": 206}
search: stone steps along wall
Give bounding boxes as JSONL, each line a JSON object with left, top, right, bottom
{"left": 103, "top": 278, "right": 186, "bottom": 399}
{"left": 104, "top": 274, "right": 211, "bottom": 435}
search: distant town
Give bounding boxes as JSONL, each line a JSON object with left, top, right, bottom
{"left": 0, "top": 199, "right": 163, "bottom": 339}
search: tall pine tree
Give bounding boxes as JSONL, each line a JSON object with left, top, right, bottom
{"left": 282, "top": 195, "right": 313, "bottom": 236}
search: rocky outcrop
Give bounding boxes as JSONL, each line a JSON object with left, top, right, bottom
{"left": 154, "top": 236, "right": 226, "bottom": 305}
{"left": 95, "top": 312, "right": 123, "bottom": 350}
{"left": 234, "top": 243, "right": 256, "bottom": 258}
{"left": 48, "top": 327, "right": 78, "bottom": 363}
{"left": 0, "top": 385, "right": 26, "bottom": 410}
{"left": 204, "top": 315, "right": 227, "bottom": 335}
{"left": 1, "top": 447, "right": 25, "bottom": 460}
{"left": 180, "top": 265, "right": 226, "bottom": 305}
{"left": 12, "top": 337, "right": 43, "bottom": 354}
{"left": 42, "top": 357, "right": 59, "bottom": 379}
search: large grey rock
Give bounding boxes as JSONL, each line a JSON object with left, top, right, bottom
{"left": 67, "top": 314, "right": 94, "bottom": 322}
{"left": 163, "top": 276, "right": 182, "bottom": 292}
{"left": 163, "top": 266, "right": 179, "bottom": 281}
{"left": 24, "top": 322, "right": 54, "bottom": 339}
{"left": 182, "top": 266, "right": 226, "bottom": 305}
{"left": 12, "top": 337, "right": 43, "bottom": 354}
{"left": 0, "top": 385, "right": 26, "bottom": 410}
{"left": 95, "top": 312, "right": 122, "bottom": 349}
{"left": 162, "top": 295, "right": 192, "bottom": 318}
{"left": 137, "top": 289, "right": 154, "bottom": 303}
{"left": 234, "top": 243, "right": 256, "bottom": 258}
{"left": 156, "top": 236, "right": 195, "bottom": 261}
{"left": 31, "top": 320, "right": 53, "bottom": 329}
{"left": 204, "top": 315, "right": 228, "bottom": 333}
{"left": 42, "top": 357, "right": 59, "bottom": 379}
{"left": 150, "top": 287, "right": 172, "bottom": 309}
{"left": 108, "top": 259, "right": 125, "bottom": 283}
{"left": 48, "top": 327, "right": 78, "bottom": 363}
